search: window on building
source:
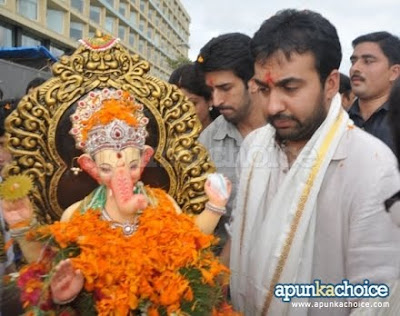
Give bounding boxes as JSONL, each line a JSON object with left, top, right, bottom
{"left": 105, "top": 16, "right": 114, "bottom": 34}
{"left": 70, "top": 21, "right": 83, "bottom": 40}
{"left": 139, "top": 39, "right": 144, "bottom": 54}
{"left": 139, "top": 0, "right": 145, "bottom": 12}
{"left": 129, "top": 32, "right": 135, "bottom": 47}
{"left": 105, "top": 0, "right": 114, "bottom": 7}
{"left": 118, "top": 25, "right": 125, "bottom": 40}
{"left": 21, "top": 33, "right": 40, "bottom": 46}
{"left": 119, "top": 2, "right": 127, "bottom": 16}
{"left": 0, "top": 24, "right": 13, "bottom": 46}
{"left": 129, "top": 10, "right": 136, "bottom": 26}
{"left": 147, "top": 46, "right": 152, "bottom": 60}
{"left": 71, "top": 0, "right": 83, "bottom": 12}
{"left": 0, "top": 0, "right": 5, "bottom": 4}
{"left": 148, "top": 9, "right": 153, "bottom": 21}
{"left": 147, "top": 26, "right": 152, "bottom": 39}
{"left": 17, "top": 0, "right": 38, "bottom": 20}
{"left": 90, "top": 6, "right": 101, "bottom": 24}
{"left": 47, "top": 9, "right": 64, "bottom": 34}
{"left": 139, "top": 19, "right": 145, "bottom": 33}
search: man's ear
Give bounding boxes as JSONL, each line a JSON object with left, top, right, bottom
{"left": 78, "top": 154, "right": 100, "bottom": 183}
{"left": 324, "top": 70, "right": 340, "bottom": 99}
{"left": 140, "top": 145, "right": 154, "bottom": 175}
{"left": 389, "top": 64, "right": 400, "bottom": 82}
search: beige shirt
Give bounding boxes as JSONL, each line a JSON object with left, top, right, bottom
{"left": 232, "top": 126, "right": 400, "bottom": 316}
{"left": 199, "top": 115, "right": 243, "bottom": 246}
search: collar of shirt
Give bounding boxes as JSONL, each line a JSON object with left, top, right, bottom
{"left": 348, "top": 98, "right": 389, "bottom": 120}
{"left": 213, "top": 115, "right": 243, "bottom": 145}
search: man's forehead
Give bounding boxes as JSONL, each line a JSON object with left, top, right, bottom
{"left": 353, "top": 42, "right": 384, "bottom": 56}
{"left": 205, "top": 70, "right": 237, "bottom": 86}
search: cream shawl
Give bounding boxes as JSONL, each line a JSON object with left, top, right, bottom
{"left": 230, "top": 94, "right": 350, "bottom": 315}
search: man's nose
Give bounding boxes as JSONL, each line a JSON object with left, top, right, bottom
{"left": 265, "top": 91, "right": 285, "bottom": 116}
{"left": 350, "top": 60, "right": 361, "bottom": 75}
{"left": 212, "top": 90, "right": 224, "bottom": 107}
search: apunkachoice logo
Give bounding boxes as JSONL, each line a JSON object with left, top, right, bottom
{"left": 274, "top": 280, "right": 389, "bottom": 302}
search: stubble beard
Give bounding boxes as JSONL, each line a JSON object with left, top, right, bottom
{"left": 272, "top": 93, "right": 327, "bottom": 143}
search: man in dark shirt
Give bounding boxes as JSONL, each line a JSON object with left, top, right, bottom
{"left": 349, "top": 31, "right": 400, "bottom": 151}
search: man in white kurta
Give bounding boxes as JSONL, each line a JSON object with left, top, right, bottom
{"left": 231, "top": 119, "right": 400, "bottom": 316}
{"left": 229, "top": 9, "right": 400, "bottom": 316}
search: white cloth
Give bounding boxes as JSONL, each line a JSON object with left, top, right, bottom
{"left": 230, "top": 93, "right": 400, "bottom": 316}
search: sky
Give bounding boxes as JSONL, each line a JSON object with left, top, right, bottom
{"left": 179, "top": 0, "right": 400, "bottom": 75}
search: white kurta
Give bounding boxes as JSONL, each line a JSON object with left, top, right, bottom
{"left": 230, "top": 125, "right": 400, "bottom": 316}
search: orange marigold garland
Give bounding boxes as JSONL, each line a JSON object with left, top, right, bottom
{"left": 17, "top": 188, "right": 240, "bottom": 315}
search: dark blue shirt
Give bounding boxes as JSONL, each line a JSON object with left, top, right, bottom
{"left": 348, "top": 99, "right": 394, "bottom": 151}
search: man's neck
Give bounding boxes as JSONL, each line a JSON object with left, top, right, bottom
{"left": 358, "top": 94, "right": 389, "bottom": 121}
{"left": 236, "top": 108, "right": 266, "bottom": 138}
{"left": 281, "top": 140, "right": 308, "bottom": 167}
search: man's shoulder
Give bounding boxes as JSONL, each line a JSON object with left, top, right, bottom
{"left": 199, "top": 116, "right": 234, "bottom": 143}
{"left": 340, "top": 126, "right": 397, "bottom": 166}
{"left": 241, "top": 125, "right": 271, "bottom": 148}
{"left": 201, "top": 116, "right": 229, "bottom": 133}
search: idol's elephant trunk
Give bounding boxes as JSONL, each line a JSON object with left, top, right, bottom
{"left": 111, "top": 167, "right": 143, "bottom": 214}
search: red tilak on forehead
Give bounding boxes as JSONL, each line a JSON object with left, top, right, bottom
{"left": 116, "top": 152, "right": 122, "bottom": 159}
{"left": 206, "top": 78, "right": 214, "bottom": 86}
{"left": 264, "top": 72, "right": 275, "bottom": 85}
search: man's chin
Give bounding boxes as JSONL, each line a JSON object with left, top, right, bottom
{"left": 222, "top": 114, "right": 238, "bottom": 124}
{"left": 275, "top": 129, "right": 305, "bottom": 143}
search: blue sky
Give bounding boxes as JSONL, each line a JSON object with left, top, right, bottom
{"left": 180, "top": 0, "right": 400, "bottom": 75}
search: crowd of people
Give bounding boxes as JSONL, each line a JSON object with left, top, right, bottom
{"left": 1, "top": 7, "right": 400, "bottom": 316}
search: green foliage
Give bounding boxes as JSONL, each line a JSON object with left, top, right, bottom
{"left": 71, "top": 291, "right": 97, "bottom": 315}
{"left": 167, "top": 56, "right": 192, "bottom": 71}
{"left": 178, "top": 267, "right": 223, "bottom": 316}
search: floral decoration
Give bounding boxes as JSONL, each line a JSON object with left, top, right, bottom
{"left": 16, "top": 188, "right": 240, "bottom": 316}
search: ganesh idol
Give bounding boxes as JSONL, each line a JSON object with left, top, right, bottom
{"left": 0, "top": 88, "right": 233, "bottom": 314}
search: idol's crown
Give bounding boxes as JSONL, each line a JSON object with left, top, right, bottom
{"left": 70, "top": 88, "right": 148, "bottom": 155}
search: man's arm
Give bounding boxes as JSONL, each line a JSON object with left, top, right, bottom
{"left": 347, "top": 153, "right": 400, "bottom": 284}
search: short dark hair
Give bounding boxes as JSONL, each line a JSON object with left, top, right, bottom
{"left": 339, "top": 73, "right": 351, "bottom": 94}
{"left": 251, "top": 9, "right": 342, "bottom": 84}
{"left": 388, "top": 77, "right": 400, "bottom": 163}
{"left": 26, "top": 77, "right": 46, "bottom": 94}
{"left": 195, "top": 33, "right": 254, "bottom": 84}
{"left": 352, "top": 32, "right": 400, "bottom": 65}
{"left": 169, "top": 63, "right": 211, "bottom": 101}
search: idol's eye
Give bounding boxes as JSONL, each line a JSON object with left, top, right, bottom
{"left": 99, "top": 165, "right": 112, "bottom": 174}
{"left": 130, "top": 162, "right": 139, "bottom": 170}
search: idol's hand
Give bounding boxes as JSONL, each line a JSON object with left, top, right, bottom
{"left": 1, "top": 196, "right": 33, "bottom": 228}
{"left": 205, "top": 174, "right": 232, "bottom": 208}
{"left": 50, "top": 259, "right": 84, "bottom": 304}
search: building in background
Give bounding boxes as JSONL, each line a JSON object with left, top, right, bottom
{"left": 0, "top": 0, "right": 190, "bottom": 80}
